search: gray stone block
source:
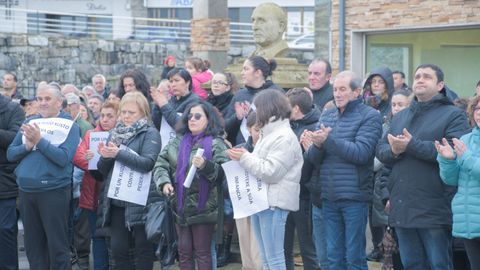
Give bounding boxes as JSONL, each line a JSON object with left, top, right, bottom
{"left": 143, "top": 43, "right": 156, "bottom": 53}
{"left": 129, "top": 42, "right": 141, "bottom": 52}
{"left": 0, "top": 53, "right": 15, "bottom": 70}
{"left": 228, "top": 47, "right": 242, "bottom": 56}
{"left": 6, "top": 36, "right": 27, "bottom": 46}
{"left": 28, "top": 36, "right": 48, "bottom": 47}
{"left": 98, "top": 40, "right": 114, "bottom": 52}
{"left": 241, "top": 46, "right": 255, "bottom": 57}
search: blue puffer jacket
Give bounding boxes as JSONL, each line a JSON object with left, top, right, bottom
{"left": 437, "top": 127, "right": 480, "bottom": 239}
{"left": 306, "top": 98, "right": 382, "bottom": 202}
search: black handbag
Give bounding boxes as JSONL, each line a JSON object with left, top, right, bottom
{"left": 145, "top": 200, "right": 168, "bottom": 242}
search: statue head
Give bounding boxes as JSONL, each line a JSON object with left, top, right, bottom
{"left": 251, "top": 3, "right": 287, "bottom": 49}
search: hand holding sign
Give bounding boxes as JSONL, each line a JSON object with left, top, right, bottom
{"left": 183, "top": 148, "right": 204, "bottom": 188}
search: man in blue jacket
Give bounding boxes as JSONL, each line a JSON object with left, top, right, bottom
{"left": 7, "top": 83, "right": 80, "bottom": 270}
{"left": 376, "top": 64, "right": 470, "bottom": 270}
{"left": 305, "top": 71, "right": 382, "bottom": 270}
{"left": 0, "top": 93, "right": 25, "bottom": 270}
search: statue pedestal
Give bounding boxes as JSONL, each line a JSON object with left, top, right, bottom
{"left": 225, "top": 57, "right": 308, "bottom": 90}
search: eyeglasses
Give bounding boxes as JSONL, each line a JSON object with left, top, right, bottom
{"left": 188, "top": 113, "right": 204, "bottom": 121}
{"left": 212, "top": 80, "right": 228, "bottom": 86}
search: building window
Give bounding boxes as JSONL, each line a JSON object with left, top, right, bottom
{"left": 27, "top": 13, "right": 112, "bottom": 39}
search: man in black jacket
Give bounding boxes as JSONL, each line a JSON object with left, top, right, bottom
{"left": 376, "top": 64, "right": 471, "bottom": 270}
{"left": 307, "top": 58, "right": 334, "bottom": 111}
{"left": 0, "top": 93, "right": 25, "bottom": 270}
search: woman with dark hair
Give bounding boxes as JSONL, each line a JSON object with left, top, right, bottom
{"left": 151, "top": 67, "right": 201, "bottom": 131}
{"left": 224, "top": 56, "right": 283, "bottom": 146}
{"left": 153, "top": 101, "right": 229, "bottom": 270}
{"left": 227, "top": 89, "right": 303, "bottom": 270}
{"left": 96, "top": 92, "right": 161, "bottom": 270}
{"left": 118, "top": 69, "right": 151, "bottom": 101}
{"left": 362, "top": 67, "right": 394, "bottom": 121}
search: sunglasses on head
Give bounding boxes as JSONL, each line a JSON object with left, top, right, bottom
{"left": 188, "top": 113, "right": 203, "bottom": 121}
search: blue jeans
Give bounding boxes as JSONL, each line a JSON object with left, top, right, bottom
{"left": 323, "top": 200, "right": 368, "bottom": 270}
{"left": 0, "top": 198, "right": 18, "bottom": 270}
{"left": 86, "top": 210, "right": 109, "bottom": 270}
{"left": 251, "top": 208, "right": 289, "bottom": 270}
{"left": 395, "top": 227, "right": 453, "bottom": 270}
{"left": 312, "top": 205, "right": 329, "bottom": 270}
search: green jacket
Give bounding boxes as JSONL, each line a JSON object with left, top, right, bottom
{"left": 153, "top": 135, "right": 229, "bottom": 226}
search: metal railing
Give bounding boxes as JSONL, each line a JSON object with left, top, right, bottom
{"left": 0, "top": 7, "right": 312, "bottom": 44}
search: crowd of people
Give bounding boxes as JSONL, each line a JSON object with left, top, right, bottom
{"left": 0, "top": 55, "right": 479, "bottom": 270}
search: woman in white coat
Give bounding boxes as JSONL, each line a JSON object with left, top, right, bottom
{"left": 227, "top": 89, "right": 303, "bottom": 270}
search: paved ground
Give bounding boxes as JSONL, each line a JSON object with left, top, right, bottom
{"left": 18, "top": 220, "right": 382, "bottom": 270}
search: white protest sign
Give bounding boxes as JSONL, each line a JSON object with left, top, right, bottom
{"left": 159, "top": 117, "right": 176, "bottom": 151}
{"left": 240, "top": 118, "right": 250, "bottom": 142}
{"left": 22, "top": 117, "right": 74, "bottom": 147}
{"left": 88, "top": 132, "right": 109, "bottom": 170}
{"left": 222, "top": 160, "right": 269, "bottom": 219}
{"left": 107, "top": 146, "right": 152, "bottom": 206}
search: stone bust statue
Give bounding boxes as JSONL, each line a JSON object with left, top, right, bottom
{"left": 251, "top": 3, "right": 289, "bottom": 59}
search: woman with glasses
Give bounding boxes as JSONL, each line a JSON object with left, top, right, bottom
{"left": 153, "top": 101, "right": 229, "bottom": 270}
{"left": 207, "top": 72, "right": 238, "bottom": 116}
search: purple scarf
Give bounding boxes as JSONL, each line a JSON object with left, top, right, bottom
{"left": 175, "top": 132, "right": 213, "bottom": 213}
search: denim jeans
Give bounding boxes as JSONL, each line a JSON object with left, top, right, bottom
{"left": 86, "top": 210, "right": 109, "bottom": 270}
{"left": 323, "top": 200, "right": 368, "bottom": 270}
{"left": 395, "top": 227, "right": 453, "bottom": 270}
{"left": 312, "top": 205, "right": 329, "bottom": 270}
{"left": 251, "top": 208, "right": 289, "bottom": 270}
{"left": 0, "top": 198, "right": 18, "bottom": 270}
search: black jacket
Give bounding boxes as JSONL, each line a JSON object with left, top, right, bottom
{"left": 376, "top": 92, "right": 470, "bottom": 228}
{"left": 97, "top": 125, "right": 162, "bottom": 228}
{"left": 224, "top": 80, "right": 283, "bottom": 145}
{"left": 363, "top": 67, "right": 395, "bottom": 120}
{"left": 152, "top": 92, "right": 201, "bottom": 131}
{"left": 291, "top": 107, "right": 321, "bottom": 201}
{"left": 0, "top": 95, "right": 25, "bottom": 199}
{"left": 311, "top": 83, "right": 334, "bottom": 111}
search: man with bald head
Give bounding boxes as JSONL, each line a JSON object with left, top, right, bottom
{"left": 251, "top": 2, "right": 289, "bottom": 59}
{"left": 8, "top": 83, "right": 80, "bottom": 270}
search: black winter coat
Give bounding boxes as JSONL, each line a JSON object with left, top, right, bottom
{"left": 291, "top": 107, "right": 321, "bottom": 201}
{"left": 0, "top": 95, "right": 25, "bottom": 199}
{"left": 224, "top": 80, "right": 283, "bottom": 145}
{"left": 152, "top": 92, "right": 201, "bottom": 131}
{"left": 97, "top": 125, "right": 162, "bottom": 228}
{"left": 376, "top": 92, "right": 471, "bottom": 228}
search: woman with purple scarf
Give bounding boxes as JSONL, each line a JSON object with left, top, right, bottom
{"left": 153, "top": 101, "right": 229, "bottom": 270}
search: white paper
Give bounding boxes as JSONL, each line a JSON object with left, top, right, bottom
{"left": 107, "top": 145, "right": 152, "bottom": 206}
{"left": 159, "top": 116, "right": 176, "bottom": 151}
{"left": 222, "top": 160, "right": 269, "bottom": 219}
{"left": 88, "top": 132, "right": 109, "bottom": 170}
{"left": 240, "top": 118, "right": 250, "bottom": 142}
{"left": 183, "top": 148, "right": 205, "bottom": 188}
{"left": 22, "top": 117, "right": 74, "bottom": 146}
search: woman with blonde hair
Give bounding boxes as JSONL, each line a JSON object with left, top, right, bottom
{"left": 96, "top": 91, "right": 161, "bottom": 270}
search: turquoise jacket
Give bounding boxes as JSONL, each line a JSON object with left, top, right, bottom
{"left": 437, "top": 127, "right": 480, "bottom": 239}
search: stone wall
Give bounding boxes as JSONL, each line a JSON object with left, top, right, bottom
{"left": 0, "top": 33, "right": 313, "bottom": 96}
{"left": 330, "top": 0, "right": 480, "bottom": 72}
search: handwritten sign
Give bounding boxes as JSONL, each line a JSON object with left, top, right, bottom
{"left": 222, "top": 160, "right": 269, "bottom": 219}
{"left": 88, "top": 131, "right": 109, "bottom": 170}
{"left": 107, "top": 146, "right": 152, "bottom": 206}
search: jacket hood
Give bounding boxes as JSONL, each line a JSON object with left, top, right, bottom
{"left": 194, "top": 71, "right": 213, "bottom": 84}
{"left": 364, "top": 67, "right": 395, "bottom": 98}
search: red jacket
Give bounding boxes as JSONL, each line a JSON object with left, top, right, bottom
{"left": 73, "top": 125, "right": 106, "bottom": 211}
